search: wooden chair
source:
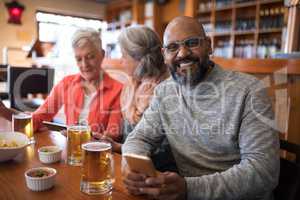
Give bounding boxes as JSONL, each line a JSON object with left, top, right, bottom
{"left": 274, "top": 140, "right": 300, "bottom": 200}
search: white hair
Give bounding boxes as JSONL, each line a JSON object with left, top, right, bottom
{"left": 71, "top": 28, "right": 102, "bottom": 50}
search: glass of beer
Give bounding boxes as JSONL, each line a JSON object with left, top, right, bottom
{"left": 67, "top": 125, "right": 91, "bottom": 166}
{"left": 80, "top": 141, "right": 114, "bottom": 195}
{"left": 12, "top": 113, "right": 34, "bottom": 144}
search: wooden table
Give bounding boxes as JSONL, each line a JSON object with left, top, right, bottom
{"left": 0, "top": 120, "right": 145, "bottom": 200}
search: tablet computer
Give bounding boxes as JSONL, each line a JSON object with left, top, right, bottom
{"left": 42, "top": 121, "right": 67, "bottom": 132}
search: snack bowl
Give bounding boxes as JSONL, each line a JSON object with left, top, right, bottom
{"left": 25, "top": 167, "right": 57, "bottom": 191}
{"left": 38, "top": 146, "right": 62, "bottom": 164}
{"left": 0, "top": 131, "right": 30, "bottom": 162}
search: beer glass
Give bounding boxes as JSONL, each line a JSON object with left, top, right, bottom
{"left": 12, "top": 113, "right": 34, "bottom": 143}
{"left": 67, "top": 125, "right": 91, "bottom": 166}
{"left": 80, "top": 141, "right": 114, "bottom": 195}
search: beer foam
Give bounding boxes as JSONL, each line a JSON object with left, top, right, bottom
{"left": 68, "top": 125, "right": 90, "bottom": 132}
{"left": 13, "top": 113, "right": 31, "bottom": 119}
{"left": 82, "top": 142, "right": 111, "bottom": 151}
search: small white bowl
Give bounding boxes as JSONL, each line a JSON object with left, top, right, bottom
{"left": 25, "top": 167, "right": 57, "bottom": 191}
{"left": 38, "top": 146, "right": 62, "bottom": 164}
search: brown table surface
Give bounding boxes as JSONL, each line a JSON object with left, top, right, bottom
{"left": 0, "top": 120, "right": 145, "bottom": 200}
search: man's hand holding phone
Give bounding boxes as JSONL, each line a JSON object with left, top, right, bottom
{"left": 122, "top": 154, "right": 187, "bottom": 200}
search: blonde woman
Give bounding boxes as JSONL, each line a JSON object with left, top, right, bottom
{"left": 99, "top": 26, "right": 177, "bottom": 172}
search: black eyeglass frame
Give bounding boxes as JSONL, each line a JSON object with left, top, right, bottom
{"left": 163, "top": 36, "right": 207, "bottom": 54}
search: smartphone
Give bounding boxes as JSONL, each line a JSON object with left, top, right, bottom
{"left": 123, "top": 153, "right": 157, "bottom": 177}
{"left": 42, "top": 121, "right": 67, "bottom": 132}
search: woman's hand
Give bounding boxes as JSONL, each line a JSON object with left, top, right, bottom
{"left": 92, "top": 131, "right": 122, "bottom": 153}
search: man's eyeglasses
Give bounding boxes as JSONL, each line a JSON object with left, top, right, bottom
{"left": 164, "top": 36, "right": 206, "bottom": 53}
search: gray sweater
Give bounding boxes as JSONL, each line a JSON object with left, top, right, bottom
{"left": 122, "top": 65, "right": 280, "bottom": 200}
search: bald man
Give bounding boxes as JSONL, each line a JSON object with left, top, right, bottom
{"left": 122, "top": 16, "right": 279, "bottom": 200}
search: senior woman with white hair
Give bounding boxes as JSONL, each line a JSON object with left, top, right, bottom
{"left": 0, "top": 28, "right": 123, "bottom": 141}
{"left": 97, "top": 25, "right": 177, "bottom": 172}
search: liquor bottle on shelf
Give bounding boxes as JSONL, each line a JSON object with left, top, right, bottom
{"left": 199, "top": 1, "right": 212, "bottom": 12}
{"left": 257, "top": 38, "right": 281, "bottom": 58}
{"left": 234, "top": 42, "right": 241, "bottom": 58}
{"left": 260, "top": 9, "right": 266, "bottom": 29}
{"left": 235, "top": 18, "right": 255, "bottom": 31}
{"left": 214, "top": 40, "right": 232, "bottom": 58}
{"left": 244, "top": 40, "right": 254, "bottom": 58}
{"left": 215, "top": 0, "right": 233, "bottom": 9}
{"left": 257, "top": 39, "right": 267, "bottom": 58}
{"left": 215, "top": 21, "right": 232, "bottom": 33}
{"left": 259, "top": 6, "right": 284, "bottom": 30}
{"left": 235, "top": 39, "right": 254, "bottom": 58}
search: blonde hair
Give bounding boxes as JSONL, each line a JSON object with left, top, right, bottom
{"left": 118, "top": 25, "right": 167, "bottom": 80}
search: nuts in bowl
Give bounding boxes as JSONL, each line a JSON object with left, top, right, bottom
{"left": 0, "top": 131, "right": 30, "bottom": 162}
{"left": 38, "top": 146, "right": 62, "bottom": 164}
{"left": 25, "top": 167, "right": 57, "bottom": 191}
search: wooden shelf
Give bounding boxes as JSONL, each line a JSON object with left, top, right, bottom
{"left": 215, "top": 1, "right": 257, "bottom": 11}
{"left": 214, "top": 32, "right": 232, "bottom": 37}
{"left": 260, "top": 0, "right": 284, "bottom": 5}
{"left": 103, "top": 0, "right": 287, "bottom": 59}
{"left": 215, "top": 5, "right": 234, "bottom": 11}
{"left": 234, "top": 30, "right": 256, "bottom": 35}
{"left": 259, "top": 28, "right": 283, "bottom": 34}
{"left": 195, "top": 0, "right": 286, "bottom": 58}
{"left": 235, "top": 1, "right": 257, "bottom": 9}
{"left": 198, "top": 10, "right": 212, "bottom": 14}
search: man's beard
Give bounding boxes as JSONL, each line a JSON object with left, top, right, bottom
{"left": 169, "top": 56, "right": 212, "bottom": 87}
